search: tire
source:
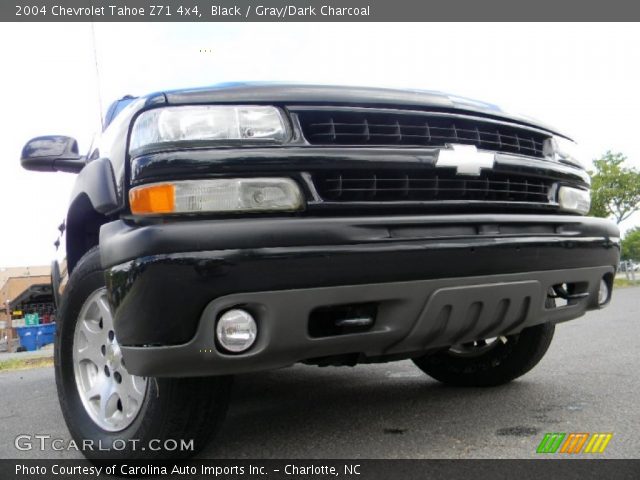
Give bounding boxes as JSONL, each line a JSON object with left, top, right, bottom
{"left": 412, "top": 322, "right": 555, "bottom": 387}
{"left": 55, "top": 246, "right": 232, "bottom": 459}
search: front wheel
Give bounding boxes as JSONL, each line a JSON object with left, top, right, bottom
{"left": 412, "top": 322, "right": 555, "bottom": 387}
{"left": 55, "top": 247, "right": 232, "bottom": 459}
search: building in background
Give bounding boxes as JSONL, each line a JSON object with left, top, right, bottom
{"left": 0, "top": 265, "right": 50, "bottom": 288}
{"left": 0, "top": 266, "right": 55, "bottom": 351}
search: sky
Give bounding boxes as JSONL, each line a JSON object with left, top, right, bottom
{"left": 0, "top": 22, "right": 639, "bottom": 267}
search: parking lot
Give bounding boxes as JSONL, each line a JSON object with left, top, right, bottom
{"left": 0, "top": 286, "right": 638, "bottom": 459}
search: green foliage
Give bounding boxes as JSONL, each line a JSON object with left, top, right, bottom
{"left": 614, "top": 278, "right": 640, "bottom": 288}
{"left": 0, "top": 357, "right": 53, "bottom": 371}
{"left": 589, "top": 151, "right": 640, "bottom": 224}
{"left": 621, "top": 226, "right": 640, "bottom": 261}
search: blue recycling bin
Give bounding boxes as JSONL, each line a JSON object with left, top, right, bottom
{"left": 15, "top": 326, "right": 38, "bottom": 351}
{"left": 15, "top": 324, "right": 56, "bottom": 351}
{"left": 36, "top": 323, "right": 56, "bottom": 348}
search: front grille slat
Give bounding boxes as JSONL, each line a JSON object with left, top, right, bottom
{"left": 298, "top": 110, "right": 550, "bottom": 158}
{"left": 314, "top": 170, "right": 554, "bottom": 204}
{"left": 324, "top": 177, "right": 548, "bottom": 191}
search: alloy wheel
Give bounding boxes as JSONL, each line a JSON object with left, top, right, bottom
{"left": 72, "top": 288, "right": 147, "bottom": 432}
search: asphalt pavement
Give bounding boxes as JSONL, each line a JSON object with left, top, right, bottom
{"left": 0, "top": 287, "right": 638, "bottom": 459}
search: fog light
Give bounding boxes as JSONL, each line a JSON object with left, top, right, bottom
{"left": 598, "top": 279, "right": 610, "bottom": 305}
{"left": 216, "top": 309, "right": 257, "bottom": 353}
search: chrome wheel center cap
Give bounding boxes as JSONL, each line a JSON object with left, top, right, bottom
{"left": 105, "top": 343, "right": 122, "bottom": 369}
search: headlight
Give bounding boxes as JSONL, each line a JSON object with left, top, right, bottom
{"left": 558, "top": 186, "right": 591, "bottom": 215}
{"left": 130, "top": 106, "right": 288, "bottom": 153}
{"left": 543, "top": 136, "right": 587, "bottom": 169}
{"left": 129, "top": 178, "right": 304, "bottom": 215}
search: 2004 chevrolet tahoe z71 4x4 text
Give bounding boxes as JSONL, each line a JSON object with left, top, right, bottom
{"left": 20, "top": 83, "right": 619, "bottom": 458}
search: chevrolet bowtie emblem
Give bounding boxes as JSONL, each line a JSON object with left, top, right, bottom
{"left": 436, "top": 144, "right": 495, "bottom": 176}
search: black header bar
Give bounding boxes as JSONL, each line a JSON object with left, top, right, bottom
{"left": 4, "top": 0, "right": 640, "bottom": 22}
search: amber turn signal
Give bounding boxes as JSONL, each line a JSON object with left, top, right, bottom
{"left": 129, "top": 178, "right": 303, "bottom": 216}
{"left": 129, "top": 183, "right": 176, "bottom": 214}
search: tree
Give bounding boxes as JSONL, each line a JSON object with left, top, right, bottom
{"left": 589, "top": 151, "right": 640, "bottom": 224}
{"left": 622, "top": 227, "right": 640, "bottom": 261}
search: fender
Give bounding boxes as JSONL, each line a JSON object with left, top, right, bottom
{"left": 69, "top": 157, "right": 119, "bottom": 215}
{"left": 64, "top": 158, "right": 119, "bottom": 274}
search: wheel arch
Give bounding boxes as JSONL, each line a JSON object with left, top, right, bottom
{"left": 65, "top": 158, "right": 120, "bottom": 273}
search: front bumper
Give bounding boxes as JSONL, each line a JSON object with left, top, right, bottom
{"left": 100, "top": 214, "right": 619, "bottom": 377}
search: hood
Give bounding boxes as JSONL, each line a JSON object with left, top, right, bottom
{"left": 156, "top": 82, "right": 566, "bottom": 137}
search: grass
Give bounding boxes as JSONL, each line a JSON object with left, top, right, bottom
{"left": 614, "top": 277, "right": 640, "bottom": 288}
{"left": 0, "top": 356, "right": 54, "bottom": 372}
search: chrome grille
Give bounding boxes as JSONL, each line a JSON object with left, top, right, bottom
{"left": 296, "top": 109, "right": 549, "bottom": 158}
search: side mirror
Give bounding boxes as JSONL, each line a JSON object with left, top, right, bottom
{"left": 20, "top": 135, "right": 86, "bottom": 173}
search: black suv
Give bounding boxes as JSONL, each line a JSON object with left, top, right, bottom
{"left": 21, "top": 83, "right": 619, "bottom": 458}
